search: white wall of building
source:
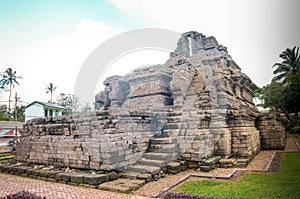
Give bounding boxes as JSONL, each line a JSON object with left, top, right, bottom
{"left": 25, "top": 102, "right": 66, "bottom": 122}
{"left": 25, "top": 103, "right": 44, "bottom": 122}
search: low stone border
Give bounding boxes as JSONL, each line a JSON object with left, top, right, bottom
{"left": 293, "top": 136, "right": 300, "bottom": 151}
{"left": 151, "top": 169, "right": 240, "bottom": 198}
{"left": 0, "top": 163, "right": 118, "bottom": 189}
{"left": 263, "top": 152, "right": 276, "bottom": 172}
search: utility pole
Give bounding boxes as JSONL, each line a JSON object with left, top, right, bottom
{"left": 14, "top": 92, "right": 18, "bottom": 147}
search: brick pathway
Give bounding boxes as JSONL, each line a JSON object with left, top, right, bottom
{"left": 0, "top": 173, "right": 148, "bottom": 199}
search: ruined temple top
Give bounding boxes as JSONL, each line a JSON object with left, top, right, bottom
{"left": 96, "top": 31, "right": 257, "bottom": 110}
{"left": 170, "top": 31, "right": 241, "bottom": 70}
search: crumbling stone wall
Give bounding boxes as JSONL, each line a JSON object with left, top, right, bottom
{"left": 16, "top": 111, "right": 163, "bottom": 170}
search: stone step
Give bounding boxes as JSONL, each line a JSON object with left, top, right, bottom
{"left": 202, "top": 156, "right": 222, "bottom": 166}
{"left": 167, "top": 111, "right": 182, "bottom": 117}
{"left": 125, "top": 165, "right": 160, "bottom": 174}
{"left": 148, "top": 143, "right": 179, "bottom": 153}
{"left": 138, "top": 158, "right": 166, "bottom": 167}
{"left": 167, "top": 162, "right": 182, "bottom": 174}
{"left": 119, "top": 172, "right": 152, "bottom": 182}
{"left": 71, "top": 114, "right": 108, "bottom": 123}
{"left": 166, "top": 116, "right": 182, "bottom": 123}
{"left": 98, "top": 178, "right": 145, "bottom": 193}
{"left": 143, "top": 152, "right": 172, "bottom": 160}
{"left": 163, "top": 123, "right": 181, "bottom": 130}
{"left": 185, "top": 95, "right": 198, "bottom": 100}
{"left": 236, "top": 158, "right": 250, "bottom": 168}
{"left": 161, "top": 129, "right": 180, "bottom": 137}
{"left": 150, "top": 137, "right": 177, "bottom": 144}
{"left": 119, "top": 172, "right": 140, "bottom": 180}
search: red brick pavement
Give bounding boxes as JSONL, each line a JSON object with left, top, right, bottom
{"left": 0, "top": 173, "right": 148, "bottom": 199}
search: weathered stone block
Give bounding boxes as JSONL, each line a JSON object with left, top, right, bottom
{"left": 70, "top": 173, "right": 86, "bottom": 184}
{"left": 84, "top": 174, "right": 109, "bottom": 185}
{"left": 167, "top": 162, "right": 181, "bottom": 174}
{"left": 17, "top": 166, "right": 30, "bottom": 174}
{"left": 137, "top": 173, "right": 152, "bottom": 182}
{"left": 199, "top": 165, "right": 212, "bottom": 172}
{"left": 55, "top": 172, "right": 71, "bottom": 182}
{"left": 38, "top": 170, "right": 50, "bottom": 178}
{"left": 202, "top": 156, "right": 221, "bottom": 166}
{"left": 108, "top": 172, "right": 119, "bottom": 181}
{"left": 47, "top": 170, "right": 61, "bottom": 179}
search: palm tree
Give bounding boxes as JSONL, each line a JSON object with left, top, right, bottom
{"left": 272, "top": 46, "right": 300, "bottom": 84}
{"left": 46, "top": 83, "right": 57, "bottom": 102}
{"left": 0, "top": 68, "right": 21, "bottom": 111}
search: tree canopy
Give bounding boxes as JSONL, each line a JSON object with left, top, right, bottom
{"left": 0, "top": 68, "right": 22, "bottom": 111}
{"left": 272, "top": 46, "right": 300, "bottom": 84}
{"left": 46, "top": 83, "right": 57, "bottom": 102}
{"left": 56, "top": 93, "right": 80, "bottom": 114}
{"left": 257, "top": 46, "right": 300, "bottom": 128}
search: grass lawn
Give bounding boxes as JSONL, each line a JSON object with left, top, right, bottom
{"left": 174, "top": 153, "right": 300, "bottom": 199}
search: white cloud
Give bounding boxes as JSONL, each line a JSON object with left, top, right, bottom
{"left": 110, "top": 0, "right": 300, "bottom": 87}
{"left": 0, "top": 18, "right": 123, "bottom": 105}
{"left": 111, "top": 0, "right": 138, "bottom": 13}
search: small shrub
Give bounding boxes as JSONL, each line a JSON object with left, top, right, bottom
{"left": 0, "top": 191, "right": 47, "bottom": 199}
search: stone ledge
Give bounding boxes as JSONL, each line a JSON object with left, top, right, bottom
{"left": 0, "top": 163, "right": 111, "bottom": 188}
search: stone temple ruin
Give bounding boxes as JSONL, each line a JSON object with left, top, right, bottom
{"left": 16, "top": 32, "right": 286, "bottom": 176}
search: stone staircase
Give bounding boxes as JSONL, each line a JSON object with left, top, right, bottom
{"left": 99, "top": 112, "right": 182, "bottom": 193}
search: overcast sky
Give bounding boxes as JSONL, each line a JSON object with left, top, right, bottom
{"left": 0, "top": 0, "right": 299, "bottom": 106}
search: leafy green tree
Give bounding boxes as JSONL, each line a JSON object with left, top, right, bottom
{"left": 0, "top": 104, "right": 13, "bottom": 121}
{"left": 0, "top": 68, "right": 21, "bottom": 111}
{"left": 12, "top": 105, "right": 25, "bottom": 122}
{"left": 253, "top": 87, "right": 264, "bottom": 99}
{"left": 272, "top": 46, "right": 300, "bottom": 84}
{"left": 281, "top": 71, "right": 300, "bottom": 126}
{"left": 46, "top": 83, "right": 57, "bottom": 102}
{"left": 0, "top": 104, "right": 7, "bottom": 113}
{"left": 258, "top": 46, "right": 300, "bottom": 128}
{"left": 56, "top": 93, "right": 80, "bottom": 114}
{"left": 260, "top": 81, "right": 285, "bottom": 111}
